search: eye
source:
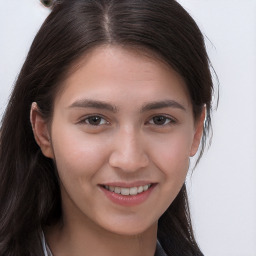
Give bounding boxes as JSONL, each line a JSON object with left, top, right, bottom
{"left": 40, "top": 0, "right": 54, "bottom": 8}
{"left": 83, "top": 116, "right": 109, "bottom": 126}
{"left": 148, "top": 115, "right": 174, "bottom": 126}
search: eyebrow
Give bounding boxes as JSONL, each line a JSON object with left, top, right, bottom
{"left": 141, "top": 100, "right": 186, "bottom": 112}
{"left": 68, "top": 99, "right": 118, "bottom": 113}
{"left": 68, "top": 99, "right": 186, "bottom": 112}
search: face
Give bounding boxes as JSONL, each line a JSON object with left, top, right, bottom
{"left": 32, "top": 46, "right": 204, "bottom": 236}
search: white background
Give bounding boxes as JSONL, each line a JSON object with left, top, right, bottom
{"left": 0, "top": 1, "right": 256, "bottom": 256}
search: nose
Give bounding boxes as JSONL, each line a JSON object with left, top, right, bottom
{"left": 109, "top": 128, "right": 149, "bottom": 172}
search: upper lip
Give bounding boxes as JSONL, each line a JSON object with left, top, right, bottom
{"left": 99, "top": 181, "right": 155, "bottom": 188}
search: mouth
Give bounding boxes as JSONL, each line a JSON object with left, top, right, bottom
{"left": 99, "top": 182, "right": 157, "bottom": 206}
{"left": 101, "top": 184, "right": 153, "bottom": 196}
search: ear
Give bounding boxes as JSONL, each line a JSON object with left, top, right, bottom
{"left": 190, "top": 107, "right": 206, "bottom": 157}
{"left": 30, "top": 102, "right": 54, "bottom": 159}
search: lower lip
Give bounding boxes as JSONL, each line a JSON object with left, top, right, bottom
{"left": 100, "top": 184, "right": 156, "bottom": 207}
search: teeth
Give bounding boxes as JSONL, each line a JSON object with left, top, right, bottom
{"left": 114, "top": 187, "right": 121, "bottom": 194}
{"left": 104, "top": 184, "right": 152, "bottom": 196}
{"left": 130, "top": 187, "right": 138, "bottom": 195}
{"left": 138, "top": 186, "right": 143, "bottom": 193}
{"left": 121, "top": 188, "right": 130, "bottom": 195}
{"left": 143, "top": 185, "right": 149, "bottom": 190}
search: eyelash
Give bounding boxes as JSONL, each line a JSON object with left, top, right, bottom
{"left": 147, "top": 115, "right": 176, "bottom": 126}
{"left": 78, "top": 114, "right": 176, "bottom": 127}
{"left": 78, "top": 115, "right": 109, "bottom": 126}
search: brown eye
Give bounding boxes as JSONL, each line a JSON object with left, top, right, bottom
{"left": 83, "top": 116, "right": 108, "bottom": 126}
{"left": 153, "top": 116, "right": 168, "bottom": 125}
{"left": 40, "top": 0, "right": 54, "bottom": 8}
{"left": 148, "top": 116, "right": 174, "bottom": 126}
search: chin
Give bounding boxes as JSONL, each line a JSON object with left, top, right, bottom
{"left": 99, "top": 217, "right": 157, "bottom": 237}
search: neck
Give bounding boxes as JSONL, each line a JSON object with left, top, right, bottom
{"left": 45, "top": 213, "right": 157, "bottom": 256}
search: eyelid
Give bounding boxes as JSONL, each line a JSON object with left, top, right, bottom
{"left": 76, "top": 113, "right": 177, "bottom": 127}
{"left": 77, "top": 114, "right": 110, "bottom": 126}
{"left": 146, "top": 114, "right": 177, "bottom": 126}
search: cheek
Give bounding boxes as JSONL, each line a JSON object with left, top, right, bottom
{"left": 150, "top": 130, "right": 192, "bottom": 168}
{"left": 142, "top": 132, "right": 192, "bottom": 218}
{"left": 158, "top": 143, "right": 189, "bottom": 190}
{"left": 148, "top": 130, "right": 193, "bottom": 190}
{"left": 51, "top": 124, "right": 109, "bottom": 184}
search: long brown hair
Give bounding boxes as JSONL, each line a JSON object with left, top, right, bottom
{"left": 0, "top": 1, "right": 214, "bottom": 255}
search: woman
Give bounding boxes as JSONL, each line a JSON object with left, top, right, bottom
{"left": 0, "top": 0, "right": 214, "bottom": 255}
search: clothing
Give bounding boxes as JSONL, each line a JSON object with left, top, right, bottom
{"left": 42, "top": 232, "right": 53, "bottom": 256}
{"left": 41, "top": 232, "right": 167, "bottom": 256}
{"left": 155, "top": 240, "right": 168, "bottom": 256}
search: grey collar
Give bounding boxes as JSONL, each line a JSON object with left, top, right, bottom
{"left": 155, "top": 240, "right": 168, "bottom": 256}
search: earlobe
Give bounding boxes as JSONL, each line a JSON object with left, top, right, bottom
{"left": 30, "top": 102, "right": 54, "bottom": 159}
{"left": 190, "top": 107, "right": 206, "bottom": 157}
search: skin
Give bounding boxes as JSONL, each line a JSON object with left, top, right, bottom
{"left": 31, "top": 45, "right": 205, "bottom": 256}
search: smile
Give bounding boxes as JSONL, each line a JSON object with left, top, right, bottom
{"left": 103, "top": 184, "right": 152, "bottom": 196}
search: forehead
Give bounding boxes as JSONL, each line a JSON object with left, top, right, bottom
{"left": 54, "top": 45, "right": 191, "bottom": 109}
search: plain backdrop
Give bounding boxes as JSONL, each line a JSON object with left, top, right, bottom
{"left": 0, "top": 1, "right": 256, "bottom": 256}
